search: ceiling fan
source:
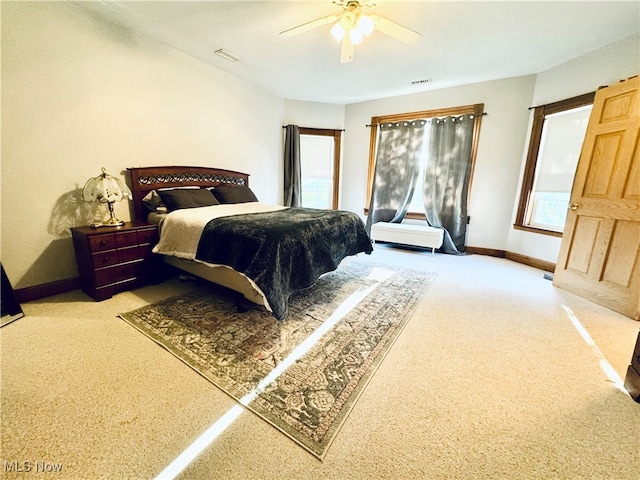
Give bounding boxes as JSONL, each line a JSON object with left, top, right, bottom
{"left": 279, "top": 1, "right": 422, "bottom": 63}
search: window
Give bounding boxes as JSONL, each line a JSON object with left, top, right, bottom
{"left": 299, "top": 128, "right": 341, "bottom": 209}
{"left": 366, "top": 104, "right": 484, "bottom": 219}
{"left": 515, "top": 92, "right": 594, "bottom": 236}
{"left": 365, "top": 104, "right": 484, "bottom": 253}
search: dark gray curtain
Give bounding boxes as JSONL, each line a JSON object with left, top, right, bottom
{"left": 423, "top": 115, "right": 475, "bottom": 254}
{"left": 284, "top": 124, "right": 301, "bottom": 207}
{"left": 365, "top": 120, "right": 427, "bottom": 234}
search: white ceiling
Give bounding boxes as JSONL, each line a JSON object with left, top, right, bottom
{"left": 74, "top": 1, "right": 639, "bottom": 105}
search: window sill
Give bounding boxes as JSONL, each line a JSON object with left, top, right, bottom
{"left": 513, "top": 224, "right": 563, "bottom": 238}
{"left": 363, "top": 208, "right": 426, "bottom": 220}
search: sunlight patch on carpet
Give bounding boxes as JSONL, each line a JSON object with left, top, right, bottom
{"left": 562, "top": 305, "right": 628, "bottom": 395}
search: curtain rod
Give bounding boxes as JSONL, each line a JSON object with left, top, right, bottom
{"left": 282, "top": 126, "right": 345, "bottom": 131}
{"left": 366, "top": 112, "right": 487, "bottom": 127}
{"left": 528, "top": 91, "right": 596, "bottom": 110}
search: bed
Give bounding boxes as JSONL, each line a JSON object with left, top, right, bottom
{"left": 127, "top": 166, "right": 373, "bottom": 320}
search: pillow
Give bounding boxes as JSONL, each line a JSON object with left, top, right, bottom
{"left": 158, "top": 188, "right": 220, "bottom": 211}
{"left": 211, "top": 185, "right": 259, "bottom": 204}
{"left": 142, "top": 187, "right": 202, "bottom": 212}
{"left": 142, "top": 190, "right": 167, "bottom": 213}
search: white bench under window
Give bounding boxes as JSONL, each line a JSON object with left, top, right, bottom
{"left": 371, "top": 222, "right": 444, "bottom": 255}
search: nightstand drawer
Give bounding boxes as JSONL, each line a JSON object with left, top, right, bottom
{"left": 94, "top": 260, "right": 143, "bottom": 287}
{"left": 95, "top": 278, "right": 138, "bottom": 301}
{"left": 115, "top": 230, "right": 139, "bottom": 247}
{"left": 137, "top": 228, "right": 157, "bottom": 245}
{"left": 118, "top": 245, "right": 150, "bottom": 263}
{"left": 91, "top": 249, "right": 120, "bottom": 268}
{"left": 88, "top": 233, "right": 116, "bottom": 252}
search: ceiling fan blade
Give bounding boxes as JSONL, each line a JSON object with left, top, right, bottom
{"left": 370, "top": 14, "right": 422, "bottom": 45}
{"left": 279, "top": 15, "right": 337, "bottom": 38}
{"left": 340, "top": 34, "right": 355, "bottom": 63}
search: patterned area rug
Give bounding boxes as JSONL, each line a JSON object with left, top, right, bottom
{"left": 119, "top": 259, "right": 435, "bottom": 458}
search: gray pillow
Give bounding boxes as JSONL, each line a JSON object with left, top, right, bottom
{"left": 158, "top": 188, "right": 220, "bottom": 211}
{"left": 211, "top": 185, "right": 258, "bottom": 204}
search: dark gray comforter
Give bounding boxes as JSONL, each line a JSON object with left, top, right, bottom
{"left": 195, "top": 207, "right": 373, "bottom": 320}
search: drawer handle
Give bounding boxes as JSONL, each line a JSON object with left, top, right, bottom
{"left": 100, "top": 240, "right": 107, "bottom": 245}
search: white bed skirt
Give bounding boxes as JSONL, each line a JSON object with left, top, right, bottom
{"left": 162, "top": 256, "right": 271, "bottom": 311}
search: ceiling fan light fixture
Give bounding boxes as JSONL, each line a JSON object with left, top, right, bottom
{"left": 332, "top": 10, "right": 371, "bottom": 45}
{"left": 331, "top": 22, "right": 345, "bottom": 41}
{"left": 356, "top": 14, "right": 375, "bottom": 36}
{"left": 281, "top": 0, "right": 421, "bottom": 63}
{"left": 350, "top": 29, "right": 364, "bottom": 45}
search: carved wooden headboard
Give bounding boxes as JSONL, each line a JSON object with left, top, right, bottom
{"left": 127, "top": 166, "right": 250, "bottom": 221}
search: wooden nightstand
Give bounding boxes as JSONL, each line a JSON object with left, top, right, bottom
{"left": 71, "top": 222, "right": 160, "bottom": 301}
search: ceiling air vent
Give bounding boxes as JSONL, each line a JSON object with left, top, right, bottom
{"left": 214, "top": 49, "right": 240, "bottom": 63}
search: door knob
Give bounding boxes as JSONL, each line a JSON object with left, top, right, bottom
{"left": 569, "top": 202, "right": 579, "bottom": 211}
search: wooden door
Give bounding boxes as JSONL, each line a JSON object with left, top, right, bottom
{"left": 553, "top": 76, "right": 640, "bottom": 320}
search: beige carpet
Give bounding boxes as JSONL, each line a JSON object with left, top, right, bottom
{"left": 118, "top": 260, "right": 435, "bottom": 459}
{"left": 1, "top": 246, "right": 639, "bottom": 479}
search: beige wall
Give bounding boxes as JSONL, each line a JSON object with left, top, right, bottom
{"left": 1, "top": 2, "right": 284, "bottom": 288}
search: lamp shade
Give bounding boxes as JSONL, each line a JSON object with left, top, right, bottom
{"left": 82, "top": 168, "right": 132, "bottom": 227}
{"left": 83, "top": 167, "right": 132, "bottom": 203}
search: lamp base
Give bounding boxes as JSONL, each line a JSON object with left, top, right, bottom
{"left": 89, "top": 219, "right": 125, "bottom": 228}
{"left": 89, "top": 202, "right": 125, "bottom": 228}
